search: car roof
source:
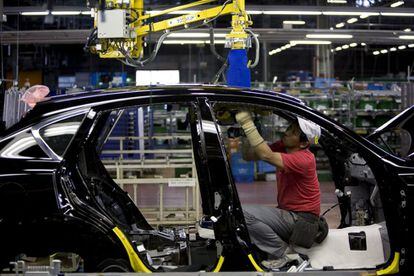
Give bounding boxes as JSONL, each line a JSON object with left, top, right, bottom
{"left": 2, "top": 85, "right": 304, "bottom": 136}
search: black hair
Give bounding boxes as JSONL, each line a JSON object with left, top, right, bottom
{"left": 299, "top": 131, "right": 309, "bottom": 143}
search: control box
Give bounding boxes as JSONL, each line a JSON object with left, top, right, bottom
{"left": 97, "top": 9, "right": 130, "bottom": 39}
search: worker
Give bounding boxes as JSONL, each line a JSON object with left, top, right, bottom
{"left": 235, "top": 111, "right": 328, "bottom": 270}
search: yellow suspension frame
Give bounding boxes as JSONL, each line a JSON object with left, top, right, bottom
{"left": 95, "top": 0, "right": 251, "bottom": 58}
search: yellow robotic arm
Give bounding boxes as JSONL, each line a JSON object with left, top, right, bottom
{"left": 88, "top": 0, "right": 253, "bottom": 66}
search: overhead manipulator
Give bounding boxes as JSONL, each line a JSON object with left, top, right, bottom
{"left": 85, "top": 0, "right": 259, "bottom": 87}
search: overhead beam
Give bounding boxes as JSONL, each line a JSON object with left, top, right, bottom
{"left": 2, "top": 28, "right": 414, "bottom": 45}
{"left": 3, "top": 5, "right": 414, "bottom": 16}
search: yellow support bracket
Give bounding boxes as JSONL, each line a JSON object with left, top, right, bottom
{"left": 376, "top": 252, "right": 400, "bottom": 275}
{"left": 140, "top": 0, "right": 217, "bottom": 20}
{"left": 136, "top": 3, "right": 237, "bottom": 37}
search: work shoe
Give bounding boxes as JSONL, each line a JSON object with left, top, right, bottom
{"left": 261, "top": 255, "right": 290, "bottom": 270}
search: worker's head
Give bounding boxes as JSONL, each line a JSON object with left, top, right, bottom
{"left": 283, "top": 118, "right": 321, "bottom": 150}
{"left": 282, "top": 121, "right": 309, "bottom": 149}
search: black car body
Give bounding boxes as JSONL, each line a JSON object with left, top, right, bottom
{"left": 0, "top": 86, "right": 411, "bottom": 274}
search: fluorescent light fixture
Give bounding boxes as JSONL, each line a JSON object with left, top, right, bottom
{"left": 350, "top": 43, "right": 357, "bottom": 47}
{"left": 306, "top": 34, "right": 353, "bottom": 39}
{"left": 390, "top": 1, "right": 404, "bottom": 8}
{"left": 408, "top": 44, "right": 414, "bottom": 48}
{"left": 21, "top": 11, "right": 49, "bottom": 16}
{"left": 360, "top": 14, "right": 370, "bottom": 19}
{"left": 404, "top": 28, "right": 411, "bottom": 32}
{"left": 323, "top": 11, "right": 378, "bottom": 16}
{"left": 285, "top": 44, "right": 292, "bottom": 49}
{"left": 390, "top": 47, "right": 397, "bottom": 51}
{"left": 163, "top": 40, "right": 205, "bottom": 44}
{"left": 327, "top": 0, "right": 347, "bottom": 3}
{"left": 380, "top": 49, "right": 388, "bottom": 54}
{"left": 283, "top": 20, "right": 306, "bottom": 25}
{"left": 290, "top": 40, "right": 332, "bottom": 45}
{"left": 342, "top": 45, "right": 350, "bottom": 49}
{"left": 398, "top": 45, "right": 407, "bottom": 50}
{"left": 168, "top": 33, "right": 226, "bottom": 38}
{"left": 247, "top": 10, "right": 263, "bottom": 15}
{"left": 81, "top": 11, "right": 92, "bottom": 15}
{"left": 281, "top": 46, "right": 287, "bottom": 50}
{"left": 347, "top": 18, "right": 358, "bottom": 24}
{"left": 399, "top": 35, "right": 414, "bottom": 39}
{"left": 51, "top": 11, "right": 81, "bottom": 15}
{"left": 361, "top": 42, "right": 367, "bottom": 46}
{"left": 335, "top": 46, "right": 342, "bottom": 51}
{"left": 336, "top": 22, "right": 345, "bottom": 28}
{"left": 263, "top": 11, "right": 322, "bottom": 15}
{"left": 381, "top": 12, "right": 414, "bottom": 16}
{"left": 373, "top": 51, "right": 380, "bottom": 55}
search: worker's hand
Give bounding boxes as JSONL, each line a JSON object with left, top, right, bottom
{"left": 235, "top": 111, "right": 264, "bottom": 147}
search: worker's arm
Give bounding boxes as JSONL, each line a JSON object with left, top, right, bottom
{"left": 236, "top": 112, "right": 284, "bottom": 170}
{"left": 253, "top": 141, "right": 284, "bottom": 170}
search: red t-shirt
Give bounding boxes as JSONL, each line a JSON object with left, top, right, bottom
{"left": 269, "top": 141, "right": 321, "bottom": 216}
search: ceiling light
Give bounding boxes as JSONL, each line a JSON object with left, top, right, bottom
{"left": 306, "top": 34, "right": 353, "bottom": 39}
{"left": 373, "top": 51, "right": 380, "bottom": 55}
{"left": 390, "top": 47, "right": 397, "bottom": 51}
{"left": 290, "top": 40, "right": 332, "bottom": 45}
{"left": 281, "top": 46, "right": 287, "bottom": 50}
{"left": 285, "top": 44, "right": 292, "bottom": 49}
{"left": 335, "top": 22, "right": 345, "bottom": 28}
{"left": 276, "top": 49, "right": 282, "bottom": 53}
{"left": 398, "top": 45, "right": 407, "bottom": 50}
{"left": 21, "top": 11, "right": 49, "bottom": 16}
{"left": 408, "top": 44, "right": 414, "bottom": 48}
{"left": 390, "top": 1, "right": 404, "bottom": 8}
{"left": 327, "top": 0, "right": 347, "bottom": 3}
{"left": 360, "top": 14, "right": 370, "bottom": 19}
{"left": 283, "top": 20, "right": 306, "bottom": 25}
{"left": 335, "top": 46, "right": 342, "bottom": 51}
{"left": 81, "top": 11, "right": 92, "bottom": 15}
{"left": 399, "top": 35, "right": 414, "bottom": 39}
{"left": 51, "top": 11, "right": 81, "bottom": 15}
{"left": 350, "top": 43, "right": 357, "bottom": 47}
{"left": 380, "top": 49, "right": 388, "bottom": 54}
{"left": 331, "top": 49, "right": 334, "bottom": 52}
{"left": 247, "top": 10, "right": 262, "bottom": 15}
{"left": 361, "top": 43, "right": 367, "bottom": 46}
{"left": 347, "top": 18, "right": 358, "bottom": 24}
{"left": 404, "top": 28, "right": 411, "bottom": 32}
{"left": 168, "top": 33, "right": 226, "bottom": 38}
{"left": 323, "top": 11, "right": 378, "bottom": 16}
{"left": 263, "top": 11, "right": 322, "bottom": 15}
{"left": 342, "top": 45, "right": 350, "bottom": 49}
{"left": 381, "top": 12, "right": 414, "bottom": 17}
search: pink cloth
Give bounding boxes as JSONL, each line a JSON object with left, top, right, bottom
{"left": 21, "top": 85, "right": 50, "bottom": 108}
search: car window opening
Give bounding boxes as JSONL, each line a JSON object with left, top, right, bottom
{"left": 213, "top": 102, "right": 391, "bottom": 272}
{"left": 76, "top": 103, "right": 221, "bottom": 272}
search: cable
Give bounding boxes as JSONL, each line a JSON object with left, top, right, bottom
{"left": 212, "top": 60, "right": 228, "bottom": 84}
{"left": 117, "top": 0, "right": 232, "bottom": 68}
{"left": 209, "top": 24, "right": 226, "bottom": 62}
{"left": 245, "top": 28, "right": 259, "bottom": 68}
{"left": 322, "top": 203, "right": 339, "bottom": 217}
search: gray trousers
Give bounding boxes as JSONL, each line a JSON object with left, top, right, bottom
{"left": 243, "top": 205, "right": 297, "bottom": 259}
